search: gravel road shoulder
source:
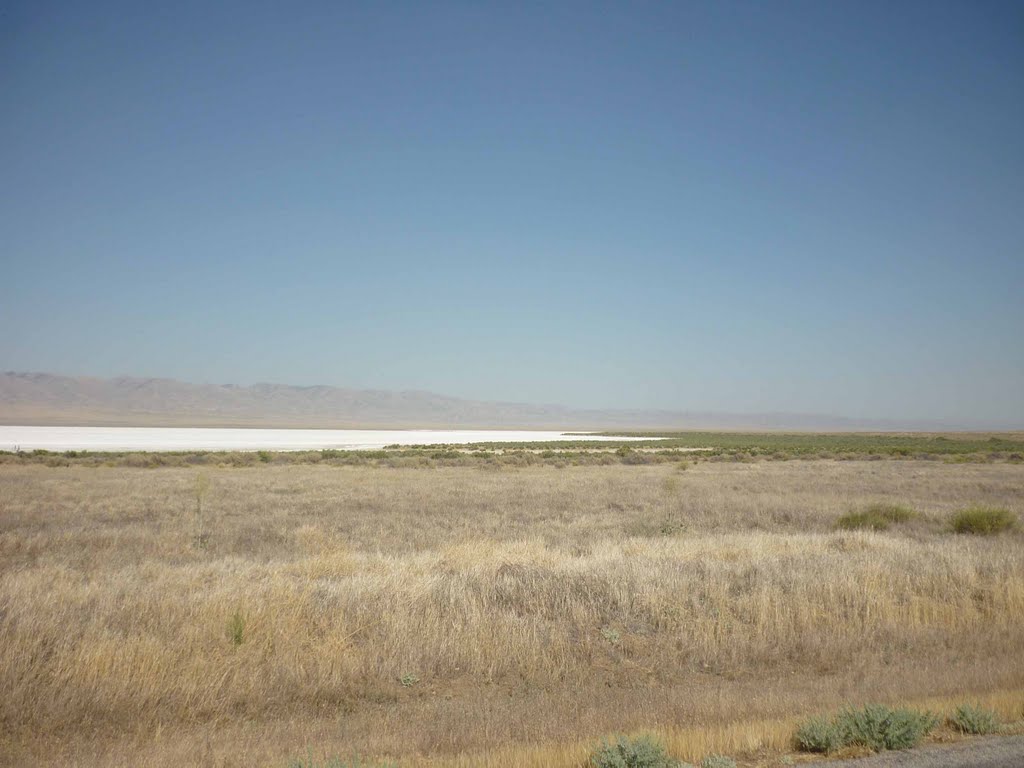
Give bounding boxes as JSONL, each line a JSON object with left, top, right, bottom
{"left": 814, "top": 734, "right": 1024, "bottom": 767}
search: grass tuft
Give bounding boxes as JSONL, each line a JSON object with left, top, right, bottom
{"left": 227, "top": 609, "right": 246, "bottom": 646}
{"left": 868, "top": 503, "right": 916, "bottom": 523}
{"left": 600, "top": 626, "right": 622, "bottom": 646}
{"left": 837, "top": 504, "right": 916, "bottom": 531}
{"left": 837, "top": 511, "right": 892, "bottom": 531}
{"left": 950, "top": 506, "right": 1017, "bottom": 535}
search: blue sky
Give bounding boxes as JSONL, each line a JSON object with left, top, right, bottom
{"left": 2, "top": 1, "right": 1022, "bottom": 424}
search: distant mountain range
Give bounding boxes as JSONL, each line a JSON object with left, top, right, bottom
{"left": 0, "top": 371, "right": 980, "bottom": 431}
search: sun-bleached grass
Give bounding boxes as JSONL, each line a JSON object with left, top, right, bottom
{"left": 6, "top": 531, "right": 1021, "bottom": 729}
{"left": 1, "top": 460, "right": 1023, "bottom": 766}
{"left": 423, "top": 690, "right": 1024, "bottom": 767}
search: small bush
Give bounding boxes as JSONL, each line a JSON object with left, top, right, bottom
{"left": 399, "top": 673, "right": 419, "bottom": 687}
{"left": 950, "top": 703, "right": 999, "bottom": 734}
{"left": 868, "top": 503, "right": 916, "bottom": 523}
{"left": 590, "top": 734, "right": 679, "bottom": 768}
{"left": 794, "top": 715, "right": 845, "bottom": 753}
{"left": 700, "top": 757, "right": 736, "bottom": 768}
{"left": 837, "top": 511, "right": 891, "bottom": 531}
{"left": 950, "top": 507, "right": 1016, "bottom": 535}
{"left": 835, "top": 704, "right": 938, "bottom": 751}
{"left": 600, "top": 626, "right": 622, "bottom": 645}
{"left": 837, "top": 504, "right": 916, "bottom": 531}
{"left": 795, "top": 705, "right": 938, "bottom": 753}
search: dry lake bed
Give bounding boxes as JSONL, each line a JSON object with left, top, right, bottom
{"left": 0, "top": 425, "right": 657, "bottom": 452}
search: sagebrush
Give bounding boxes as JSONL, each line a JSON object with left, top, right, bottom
{"left": 950, "top": 703, "right": 999, "bottom": 734}
{"left": 795, "top": 705, "right": 938, "bottom": 753}
{"left": 590, "top": 734, "right": 679, "bottom": 768}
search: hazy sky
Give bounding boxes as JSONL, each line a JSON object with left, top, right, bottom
{"left": 2, "top": 1, "right": 1022, "bottom": 424}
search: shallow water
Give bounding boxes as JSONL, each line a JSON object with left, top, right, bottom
{"left": 0, "top": 426, "right": 654, "bottom": 452}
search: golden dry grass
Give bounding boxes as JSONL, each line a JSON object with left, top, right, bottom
{"left": 1, "top": 460, "right": 1022, "bottom": 767}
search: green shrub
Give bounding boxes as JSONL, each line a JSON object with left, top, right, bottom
{"left": 837, "top": 504, "right": 916, "bottom": 531}
{"left": 950, "top": 507, "right": 1016, "bottom": 535}
{"left": 590, "top": 734, "right": 680, "bottom": 768}
{"left": 700, "top": 757, "right": 736, "bottom": 768}
{"left": 794, "top": 715, "right": 845, "bottom": 753}
{"left": 837, "top": 511, "right": 891, "bottom": 531}
{"left": 795, "top": 705, "right": 938, "bottom": 753}
{"left": 834, "top": 704, "right": 938, "bottom": 751}
{"left": 600, "top": 626, "right": 622, "bottom": 645}
{"left": 867, "top": 503, "right": 916, "bottom": 523}
{"left": 950, "top": 703, "right": 999, "bottom": 734}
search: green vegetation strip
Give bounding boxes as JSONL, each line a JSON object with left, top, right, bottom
{"left": 795, "top": 701, "right": 1005, "bottom": 755}
{"left": 584, "top": 431, "right": 1024, "bottom": 458}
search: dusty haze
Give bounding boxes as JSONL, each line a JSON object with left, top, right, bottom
{"left": 0, "top": 372, "right": 993, "bottom": 431}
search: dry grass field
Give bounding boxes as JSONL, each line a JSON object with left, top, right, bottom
{"left": 1, "top": 460, "right": 1023, "bottom": 767}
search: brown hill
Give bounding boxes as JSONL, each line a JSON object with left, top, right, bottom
{"left": 0, "top": 371, "right": 959, "bottom": 430}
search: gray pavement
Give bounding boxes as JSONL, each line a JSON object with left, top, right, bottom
{"left": 814, "top": 735, "right": 1024, "bottom": 768}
